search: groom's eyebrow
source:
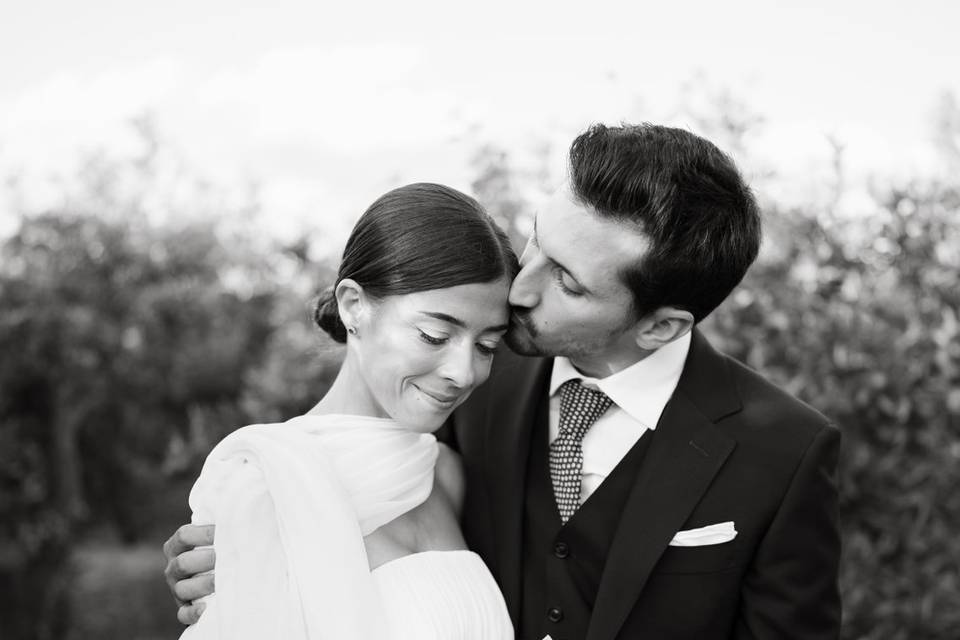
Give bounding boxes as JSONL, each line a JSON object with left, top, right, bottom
{"left": 418, "top": 311, "right": 509, "bottom": 333}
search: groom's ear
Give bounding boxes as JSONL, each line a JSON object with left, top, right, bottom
{"left": 335, "top": 279, "right": 366, "bottom": 334}
{"left": 632, "top": 306, "right": 694, "bottom": 351}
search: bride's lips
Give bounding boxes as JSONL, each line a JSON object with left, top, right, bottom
{"left": 413, "top": 384, "right": 461, "bottom": 409}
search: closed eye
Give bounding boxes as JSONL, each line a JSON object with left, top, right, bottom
{"left": 418, "top": 330, "right": 447, "bottom": 345}
{"left": 534, "top": 216, "right": 587, "bottom": 296}
{"left": 553, "top": 266, "right": 584, "bottom": 296}
{"left": 476, "top": 342, "right": 499, "bottom": 356}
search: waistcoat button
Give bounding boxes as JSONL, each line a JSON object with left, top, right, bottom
{"left": 547, "top": 606, "right": 564, "bottom": 623}
{"left": 553, "top": 541, "right": 569, "bottom": 558}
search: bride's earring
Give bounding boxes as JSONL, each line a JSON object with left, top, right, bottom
{"left": 347, "top": 325, "right": 358, "bottom": 336}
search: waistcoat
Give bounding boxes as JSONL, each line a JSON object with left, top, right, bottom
{"left": 519, "top": 395, "right": 653, "bottom": 640}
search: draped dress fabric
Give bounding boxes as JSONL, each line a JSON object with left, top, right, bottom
{"left": 180, "top": 414, "right": 513, "bottom": 640}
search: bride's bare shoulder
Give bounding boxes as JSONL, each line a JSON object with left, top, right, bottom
{"left": 435, "top": 442, "right": 465, "bottom": 514}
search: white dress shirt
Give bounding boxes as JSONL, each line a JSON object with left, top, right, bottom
{"left": 548, "top": 331, "right": 691, "bottom": 503}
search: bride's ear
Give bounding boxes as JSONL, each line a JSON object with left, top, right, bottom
{"left": 335, "top": 279, "right": 366, "bottom": 337}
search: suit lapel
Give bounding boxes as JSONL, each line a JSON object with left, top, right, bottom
{"left": 484, "top": 353, "right": 552, "bottom": 622}
{"left": 586, "top": 330, "right": 740, "bottom": 640}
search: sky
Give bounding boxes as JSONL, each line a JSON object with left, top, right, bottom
{"left": 1, "top": 0, "right": 958, "bottom": 240}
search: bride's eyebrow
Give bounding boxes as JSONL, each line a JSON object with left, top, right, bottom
{"left": 418, "top": 311, "right": 508, "bottom": 334}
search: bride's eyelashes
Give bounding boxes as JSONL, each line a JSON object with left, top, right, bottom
{"left": 475, "top": 342, "right": 499, "bottom": 357}
{"left": 418, "top": 329, "right": 447, "bottom": 346}
{"left": 417, "top": 329, "right": 500, "bottom": 357}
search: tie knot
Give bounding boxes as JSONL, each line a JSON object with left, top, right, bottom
{"left": 558, "top": 379, "right": 613, "bottom": 435}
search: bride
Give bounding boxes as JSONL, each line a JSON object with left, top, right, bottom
{"left": 171, "top": 183, "right": 517, "bottom": 639}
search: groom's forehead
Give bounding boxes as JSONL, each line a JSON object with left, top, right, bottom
{"left": 537, "top": 191, "right": 604, "bottom": 239}
{"left": 539, "top": 195, "right": 648, "bottom": 270}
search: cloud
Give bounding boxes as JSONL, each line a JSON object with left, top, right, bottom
{"left": 0, "top": 57, "right": 180, "bottom": 166}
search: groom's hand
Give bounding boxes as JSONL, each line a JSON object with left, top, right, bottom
{"left": 163, "top": 524, "right": 216, "bottom": 625}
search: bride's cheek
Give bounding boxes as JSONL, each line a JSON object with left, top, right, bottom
{"left": 477, "top": 363, "right": 494, "bottom": 385}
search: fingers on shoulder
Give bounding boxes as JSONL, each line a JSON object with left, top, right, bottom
{"left": 178, "top": 601, "right": 206, "bottom": 626}
{"left": 173, "top": 572, "right": 215, "bottom": 603}
{"left": 165, "top": 524, "right": 215, "bottom": 558}
{"left": 167, "top": 547, "right": 217, "bottom": 583}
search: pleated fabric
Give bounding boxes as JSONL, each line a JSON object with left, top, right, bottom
{"left": 373, "top": 550, "right": 514, "bottom": 640}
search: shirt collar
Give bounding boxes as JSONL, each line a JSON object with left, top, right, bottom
{"left": 548, "top": 331, "right": 692, "bottom": 430}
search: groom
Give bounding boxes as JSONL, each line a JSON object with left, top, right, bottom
{"left": 165, "top": 123, "right": 841, "bottom": 639}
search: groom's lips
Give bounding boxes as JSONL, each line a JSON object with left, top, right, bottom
{"left": 510, "top": 311, "right": 536, "bottom": 336}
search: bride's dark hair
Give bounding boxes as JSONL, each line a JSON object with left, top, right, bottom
{"left": 315, "top": 183, "right": 519, "bottom": 343}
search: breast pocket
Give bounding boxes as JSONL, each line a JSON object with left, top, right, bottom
{"left": 651, "top": 539, "right": 741, "bottom": 574}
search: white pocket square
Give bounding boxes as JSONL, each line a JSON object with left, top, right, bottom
{"left": 669, "top": 521, "right": 737, "bottom": 547}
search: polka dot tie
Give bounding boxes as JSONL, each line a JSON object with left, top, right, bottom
{"left": 550, "top": 379, "right": 614, "bottom": 523}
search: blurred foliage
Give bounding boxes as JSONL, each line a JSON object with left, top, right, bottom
{"left": 0, "top": 135, "right": 341, "bottom": 639}
{"left": 659, "top": 91, "right": 960, "bottom": 637}
{"left": 471, "top": 145, "right": 535, "bottom": 251}
{"left": 703, "top": 178, "right": 960, "bottom": 639}
{"left": 1, "top": 100, "right": 958, "bottom": 638}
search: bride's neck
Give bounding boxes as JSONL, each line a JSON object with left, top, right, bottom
{"left": 307, "top": 354, "right": 387, "bottom": 419}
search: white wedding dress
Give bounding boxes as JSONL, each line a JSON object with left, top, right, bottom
{"left": 373, "top": 550, "right": 514, "bottom": 639}
{"left": 181, "top": 414, "right": 513, "bottom": 640}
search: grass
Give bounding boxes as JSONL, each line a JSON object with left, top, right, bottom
{"left": 66, "top": 541, "right": 185, "bottom": 640}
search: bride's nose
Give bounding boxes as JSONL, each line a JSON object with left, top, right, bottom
{"left": 437, "top": 343, "right": 477, "bottom": 390}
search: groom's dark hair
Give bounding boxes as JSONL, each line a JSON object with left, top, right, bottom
{"left": 569, "top": 123, "right": 761, "bottom": 323}
{"left": 315, "top": 182, "right": 519, "bottom": 343}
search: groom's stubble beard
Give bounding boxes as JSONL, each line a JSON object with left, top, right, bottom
{"left": 505, "top": 308, "right": 599, "bottom": 359}
{"left": 505, "top": 302, "right": 642, "bottom": 362}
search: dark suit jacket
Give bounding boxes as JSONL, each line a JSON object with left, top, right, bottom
{"left": 449, "top": 329, "right": 841, "bottom": 639}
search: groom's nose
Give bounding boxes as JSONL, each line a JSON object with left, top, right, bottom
{"left": 508, "top": 261, "right": 542, "bottom": 309}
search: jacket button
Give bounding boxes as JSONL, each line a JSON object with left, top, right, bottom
{"left": 547, "top": 606, "right": 563, "bottom": 623}
{"left": 553, "top": 541, "right": 569, "bottom": 558}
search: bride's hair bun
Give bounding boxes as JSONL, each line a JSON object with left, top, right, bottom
{"left": 314, "top": 286, "right": 347, "bottom": 343}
